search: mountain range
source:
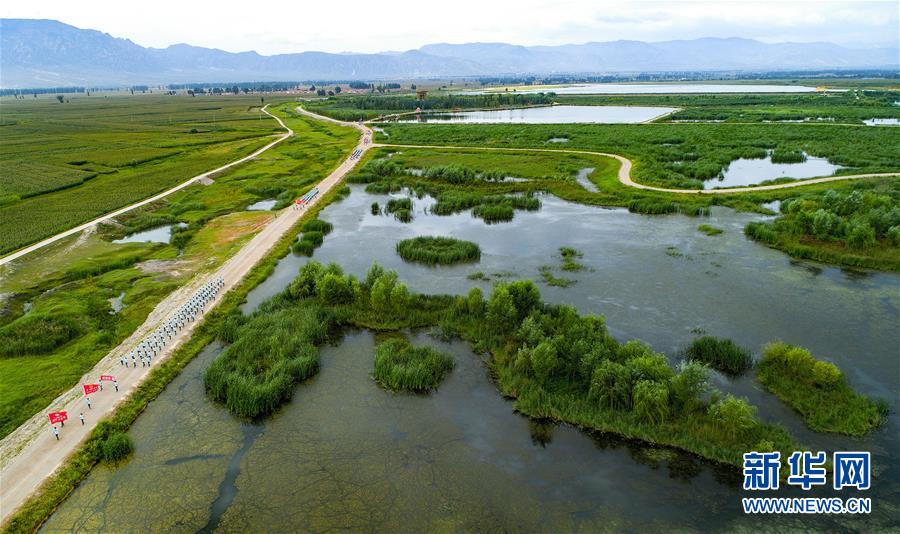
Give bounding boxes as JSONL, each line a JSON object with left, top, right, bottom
{"left": 1, "top": 18, "right": 897, "bottom": 88}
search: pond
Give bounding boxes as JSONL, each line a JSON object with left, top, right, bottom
{"left": 111, "top": 223, "right": 187, "bottom": 244}
{"left": 245, "top": 199, "right": 278, "bottom": 211}
{"left": 390, "top": 105, "right": 677, "bottom": 124}
{"left": 472, "top": 84, "right": 820, "bottom": 95}
{"left": 45, "top": 187, "right": 899, "bottom": 531}
{"left": 705, "top": 151, "right": 843, "bottom": 189}
{"left": 864, "top": 118, "right": 900, "bottom": 126}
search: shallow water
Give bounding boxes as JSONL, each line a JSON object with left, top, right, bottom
{"left": 108, "top": 292, "right": 125, "bottom": 314}
{"left": 45, "top": 187, "right": 899, "bottom": 532}
{"left": 706, "top": 151, "right": 843, "bottom": 189}
{"left": 471, "top": 84, "right": 819, "bottom": 95}
{"left": 391, "top": 105, "right": 676, "bottom": 124}
{"left": 111, "top": 223, "right": 186, "bottom": 244}
{"left": 245, "top": 199, "right": 277, "bottom": 211}
{"left": 574, "top": 167, "right": 597, "bottom": 192}
{"left": 864, "top": 118, "right": 900, "bottom": 126}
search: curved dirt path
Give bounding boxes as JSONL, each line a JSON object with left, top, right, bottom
{"left": 0, "top": 105, "right": 293, "bottom": 266}
{"left": 373, "top": 143, "right": 900, "bottom": 194}
{"left": 0, "top": 108, "right": 372, "bottom": 526}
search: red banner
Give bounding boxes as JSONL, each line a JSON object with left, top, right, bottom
{"left": 49, "top": 411, "right": 68, "bottom": 424}
{"left": 100, "top": 375, "right": 115, "bottom": 382}
{"left": 83, "top": 383, "right": 99, "bottom": 395}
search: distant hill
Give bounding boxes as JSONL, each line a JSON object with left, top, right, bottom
{"left": 1, "top": 19, "right": 897, "bottom": 88}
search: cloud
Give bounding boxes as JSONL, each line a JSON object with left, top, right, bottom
{"left": 2, "top": 0, "right": 897, "bottom": 54}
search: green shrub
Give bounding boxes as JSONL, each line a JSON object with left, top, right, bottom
{"left": 302, "top": 231, "right": 324, "bottom": 246}
{"left": 681, "top": 336, "right": 753, "bottom": 375}
{"left": 373, "top": 338, "right": 454, "bottom": 392}
{"left": 292, "top": 239, "right": 315, "bottom": 256}
{"left": 101, "top": 431, "right": 133, "bottom": 464}
{"left": 756, "top": 342, "right": 887, "bottom": 435}
{"left": 396, "top": 236, "right": 481, "bottom": 265}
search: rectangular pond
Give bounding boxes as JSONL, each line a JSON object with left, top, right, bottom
{"left": 390, "top": 105, "right": 676, "bottom": 124}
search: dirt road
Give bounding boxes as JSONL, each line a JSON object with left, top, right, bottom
{"left": 0, "top": 105, "right": 293, "bottom": 267}
{"left": 0, "top": 108, "right": 371, "bottom": 525}
{"left": 372, "top": 143, "right": 900, "bottom": 194}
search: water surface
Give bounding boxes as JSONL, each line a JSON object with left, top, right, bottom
{"left": 391, "top": 105, "right": 676, "bottom": 124}
{"left": 472, "top": 84, "right": 819, "bottom": 95}
{"left": 245, "top": 199, "right": 277, "bottom": 211}
{"left": 864, "top": 118, "right": 900, "bottom": 126}
{"left": 111, "top": 223, "right": 186, "bottom": 244}
{"left": 706, "top": 151, "right": 843, "bottom": 189}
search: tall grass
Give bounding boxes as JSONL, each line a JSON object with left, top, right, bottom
{"left": 396, "top": 236, "right": 481, "bottom": 265}
{"left": 681, "top": 336, "right": 753, "bottom": 376}
{"left": 756, "top": 342, "right": 887, "bottom": 436}
{"left": 373, "top": 338, "right": 454, "bottom": 392}
{"left": 204, "top": 306, "right": 326, "bottom": 419}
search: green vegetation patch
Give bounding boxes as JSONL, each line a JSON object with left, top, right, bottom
{"left": 745, "top": 184, "right": 900, "bottom": 271}
{"left": 697, "top": 224, "right": 724, "bottom": 236}
{"left": 396, "top": 236, "right": 481, "bottom": 265}
{"left": 756, "top": 342, "right": 887, "bottom": 436}
{"left": 680, "top": 336, "right": 753, "bottom": 376}
{"left": 373, "top": 338, "right": 454, "bottom": 392}
{"left": 204, "top": 305, "right": 325, "bottom": 419}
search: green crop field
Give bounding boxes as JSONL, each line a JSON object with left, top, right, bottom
{"left": 0, "top": 94, "right": 287, "bottom": 255}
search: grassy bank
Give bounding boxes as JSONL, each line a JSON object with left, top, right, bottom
{"left": 744, "top": 181, "right": 900, "bottom": 271}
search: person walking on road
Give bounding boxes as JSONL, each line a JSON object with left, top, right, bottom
{"left": 114, "top": 379, "right": 119, "bottom": 392}
{"left": 52, "top": 426, "right": 59, "bottom": 440}
{"left": 80, "top": 413, "right": 85, "bottom": 425}
{"left": 86, "top": 397, "right": 92, "bottom": 410}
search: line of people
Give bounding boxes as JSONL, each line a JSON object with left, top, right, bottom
{"left": 117, "top": 276, "right": 223, "bottom": 369}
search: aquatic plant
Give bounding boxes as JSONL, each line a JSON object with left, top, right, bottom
{"left": 697, "top": 224, "right": 723, "bottom": 236}
{"left": 204, "top": 306, "right": 327, "bottom": 419}
{"left": 396, "top": 236, "right": 481, "bottom": 265}
{"left": 680, "top": 336, "right": 753, "bottom": 376}
{"left": 373, "top": 338, "right": 454, "bottom": 392}
{"left": 756, "top": 342, "right": 887, "bottom": 436}
{"left": 302, "top": 218, "right": 333, "bottom": 235}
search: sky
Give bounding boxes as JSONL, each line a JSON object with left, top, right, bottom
{"left": 2, "top": 0, "right": 898, "bottom": 54}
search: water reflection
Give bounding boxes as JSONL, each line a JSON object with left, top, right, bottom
{"left": 111, "top": 223, "right": 187, "bottom": 244}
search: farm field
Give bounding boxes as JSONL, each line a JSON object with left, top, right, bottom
{"left": 0, "top": 103, "right": 358, "bottom": 437}
{"left": 0, "top": 95, "right": 287, "bottom": 255}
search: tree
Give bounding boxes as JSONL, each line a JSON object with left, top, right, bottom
{"left": 334, "top": 86, "right": 342, "bottom": 94}
{"left": 669, "top": 361, "right": 710, "bottom": 413}
{"left": 486, "top": 285, "right": 517, "bottom": 335}
{"left": 390, "top": 283, "right": 410, "bottom": 313}
{"left": 847, "top": 222, "right": 876, "bottom": 249}
{"left": 530, "top": 341, "right": 558, "bottom": 383}
{"left": 708, "top": 395, "right": 757, "bottom": 439}
{"left": 289, "top": 261, "right": 324, "bottom": 299}
{"left": 365, "top": 262, "right": 385, "bottom": 289}
{"left": 309, "top": 85, "right": 316, "bottom": 92}
{"left": 633, "top": 380, "right": 670, "bottom": 424}
{"left": 56, "top": 95, "right": 64, "bottom": 103}
{"left": 316, "top": 273, "right": 356, "bottom": 305}
{"left": 589, "top": 360, "right": 633, "bottom": 410}
{"left": 370, "top": 271, "right": 398, "bottom": 313}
